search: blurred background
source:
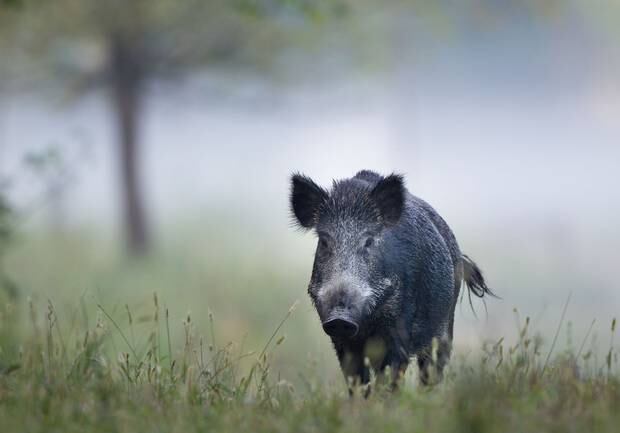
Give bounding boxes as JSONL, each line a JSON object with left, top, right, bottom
{"left": 1, "top": 0, "right": 619, "bottom": 383}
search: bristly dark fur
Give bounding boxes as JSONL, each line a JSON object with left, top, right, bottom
{"left": 354, "top": 170, "right": 383, "bottom": 182}
{"left": 290, "top": 173, "right": 329, "bottom": 230}
{"left": 369, "top": 174, "right": 405, "bottom": 226}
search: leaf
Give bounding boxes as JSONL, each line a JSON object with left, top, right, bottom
{"left": 1, "top": 363, "right": 21, "bottom": 375}
{"left": 1, "top": 0, "right": 22, "bottom": 8}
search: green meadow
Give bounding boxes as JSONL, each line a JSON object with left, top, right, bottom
{"left": 1, "top": 227, "right": 618, "bottom": 433}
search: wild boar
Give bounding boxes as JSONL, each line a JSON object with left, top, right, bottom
{"left": 290, "top": 170, "right": 494, "bottom": 389}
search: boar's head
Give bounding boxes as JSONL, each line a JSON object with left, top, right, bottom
{"left": 290, "top": 172, "right": 405, "bottom": 340}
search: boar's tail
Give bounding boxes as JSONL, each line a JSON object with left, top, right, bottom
{"left": 461, "top": 255, "right": 497, "bottom": 312}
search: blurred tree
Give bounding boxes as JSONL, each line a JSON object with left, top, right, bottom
{"left": 2, "top": 0, "right": 340, "bottom": 256}
{"left": 0, "top": 185, "right": 19, "bottom": 360}
{"left": 2, "top": 0, "right": 594, "bottom": 257}
{"left": 0, "top": 191, "right": 16, "bottom": 299}
{"left": 0, "top": 0, "right": 21, "bottom": 304}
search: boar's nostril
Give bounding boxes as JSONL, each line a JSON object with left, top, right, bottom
{"left": 322, "top": 318, "right": 359, "bottom": 338}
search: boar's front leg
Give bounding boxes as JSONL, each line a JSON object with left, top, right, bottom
{"left": 336, "top": 346, "right": 369, "bottom": 388}
{"left": 385, "top": 361, "right": 409, "bottom": 391}
{"left": 337, "top": 340, "right": 409, "bottom": 395}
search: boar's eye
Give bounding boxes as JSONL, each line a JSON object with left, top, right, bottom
{"left": 317, "top": 233, "right": 332, "bottom": 252}
{"left": 364, "top": 237, "right": 374, "bottom": 248}
{"left": 317, "top": 231, "right": 334, "bottom": 256}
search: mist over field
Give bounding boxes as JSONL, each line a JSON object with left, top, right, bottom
{"left": 1, "top": 3, "right": 620, "bottom": 431}
{"left": 3, "top": 50, "right": 619, "bottom": 359}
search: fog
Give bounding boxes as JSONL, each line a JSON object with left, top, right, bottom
{"left": 2, "top": 5, "right": 619, "bottom": 354}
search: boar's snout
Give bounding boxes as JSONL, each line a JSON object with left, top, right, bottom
{"left": 317, "top": 279, "right": 366, "bottom": 338}
{"left": 322, "top": 314, "right": 359, "bottom": 338}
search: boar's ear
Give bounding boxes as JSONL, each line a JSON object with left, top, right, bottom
{"left": 290, "top": 174, "right": 328, "bottom": 229}
{"left": 370, "top": 174, "right": 405, "bottom": 226}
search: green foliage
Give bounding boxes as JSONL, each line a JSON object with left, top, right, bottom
{"left": 0, "top": 193, "right": 12, "bottom": 252}
{"left": 0, "top": 189, "right": 18, "bottom": 362}
{"left": 0, "top": 0, "right": 21, "bottom": 8}
{"left": 234, "top": 0, "right": 349, "bottom": 21}
{"left": 1, "top": 0, "right": 333, "bottom": 88}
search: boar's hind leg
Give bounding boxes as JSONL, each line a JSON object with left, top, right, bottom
{"left": 417, "top": 336, "right": 452, "bottom": 386}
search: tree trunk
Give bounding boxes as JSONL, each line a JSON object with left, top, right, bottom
{"left": 109, "top": 32, "right": 150, "bottom": 256}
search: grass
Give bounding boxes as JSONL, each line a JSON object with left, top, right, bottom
{"left": 1, "top": 228, "right": 619, "bottom": 432}
{"left": 0, "top": 291, "right": 619, "bottom": 433}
